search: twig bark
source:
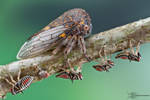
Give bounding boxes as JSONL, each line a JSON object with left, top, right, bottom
{"left": 1, "top": 17, "right": 150, "bottom": 98}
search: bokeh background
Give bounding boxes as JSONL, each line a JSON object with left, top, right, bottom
{"left": 1, "top": 0, "right": 150, "bottom": 100}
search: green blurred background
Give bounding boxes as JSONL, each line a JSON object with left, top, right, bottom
{"left": 1, "top": 0, "right": 150, "bottom": 100}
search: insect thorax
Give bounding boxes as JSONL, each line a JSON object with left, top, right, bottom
{"left": 49, "top": 8, "right": 92, "bottom": 37}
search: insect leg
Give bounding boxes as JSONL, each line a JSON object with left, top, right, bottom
{"left": 64, "top": 35, "right": 77, "bottom": 59}
{"left": 7, "top": 73, "right": 21, "bottom": 90}
{"left": 103, "top": 45, "right": 108, "bottom": 64}
{"left": 67, "top": 59, "right": 75, "bottom": 72}
{"left": 78, "top": 36, "right": 91, "bottom": 61}
{"left": 108, "top": 53, "right": 112, "bottom": 61}
{"left": 129, "top": 39, "right": 135, "bottom": 54}
{"left": 99, "top": 47, "right": 105, "bottom": 64}
{"left": 52, "top": 38, "right": 68, "bottom": 55}
{"left": 8, "top": 73, "right": 16, "bottom": 84}
{"left": 94, "top": 48, "right": 102, "bottom": 63}
{"left": 1, "top": 94, "right": 6, "bottom": 99}
{"left": 105, "top": 68, "right": 109, "bottom": 72}
{"left": 135, "top": 41, "right": 141, "bottom": 55}
{"left": 17, "top": 69, "right": 21, "bottom": 81}
{"left": 3, "top": 77, "right": 14, "bottom": 87}
{"left": 93, "top": 47, "right": 107, "bottom": 72}
{"left": 78, "top": 60, "right": 87, "bottom": 72}
{"left": 67, "top": 59, "right": 83, "bottom": 81}
{"left": 0, "top": 74, "right": 15, "bottom": 90}
{"left": 56, "top": 36, "right": 77, "bottom": 80}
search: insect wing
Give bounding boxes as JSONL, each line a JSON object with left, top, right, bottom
{"left": 56, "top": 72, "right": 70, "bottom": 79}
{"left": 93, "top": 65, "right": 104, "bottom": 72}
{"left": 115, "top": 53, "right": 129, "bottom": 59}
{"left": 17, "top": 25, "right": 67, "bottom": 59}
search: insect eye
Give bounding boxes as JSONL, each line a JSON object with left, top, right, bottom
{"left": 84, "top": 25, "right": 89, "bottom": 31}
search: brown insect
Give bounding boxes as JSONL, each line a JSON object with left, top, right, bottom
{"left": 17, "top": 8, "right": 92, "bottom": 78}
{"left": 56, "top": 59, "right": 83, "bottom": 83}
{"left": 56, "top": 71, "right": 83, "bottom": 83}
{"left": 115, "top": 40, "right": 141, "bottom": 62}
{"left": 93, "top": 46, "right": 114, "bottom": 72}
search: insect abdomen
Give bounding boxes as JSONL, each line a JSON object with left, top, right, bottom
{"left": 11, "top": 76, "right": 34, "bottom": 95}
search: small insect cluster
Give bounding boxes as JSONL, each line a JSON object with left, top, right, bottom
{"left": 93, "top": 39, "right": 141, "bottom": 72}
{"left": 56, "top": 39, "right": 142, "bottom": 82}
{"left": 16, "top": 8, "right": 92, "bottom": 83}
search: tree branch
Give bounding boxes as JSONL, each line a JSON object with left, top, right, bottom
{"left": 1, "top": 17, "right": 150, "bottom": 98}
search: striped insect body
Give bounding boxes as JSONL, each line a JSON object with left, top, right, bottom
{"left": 3, "top": 70, "right": 34, "bottom": 95}
{"left": 11, "top": 76, "right": 34, "bottom": 95}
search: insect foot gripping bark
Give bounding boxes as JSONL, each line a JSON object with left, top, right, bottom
{"left": 0, "top": 69, "right": 34, "bottom": 97}
{"left": 93, "top": 46, "right": 114, "bottom": 72}
{"left": 16, "top": 8, "right": 92, "bottom": 81}
{"left": 115, "top": 39, "right": 141, "bottom": 62}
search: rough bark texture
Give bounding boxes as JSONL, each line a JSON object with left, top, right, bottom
{"left": 0, "top": 17, "right": 150, "bottom": 98}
